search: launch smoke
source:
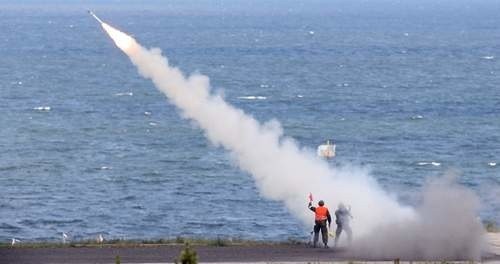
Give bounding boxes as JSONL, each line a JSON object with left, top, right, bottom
{"left": 99, "top": 21, "right": 485, "bottom": 260}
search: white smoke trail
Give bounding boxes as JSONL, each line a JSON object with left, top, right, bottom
{"left": 100, "top": 22, "right": 485, "bottom": 259}
{"left": 351, "top": 173, "right": 485, "bottom": 260}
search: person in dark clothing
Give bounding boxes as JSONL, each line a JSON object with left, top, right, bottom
{"left": 334, "top": 203, "right": 353, "bottom": 247}
{"left": 308, "top": 200, "right": 332, "bottom": 248}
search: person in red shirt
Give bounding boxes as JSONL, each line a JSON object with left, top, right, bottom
{"left": 308, "top": 200, "right": 332, "bottom": 248}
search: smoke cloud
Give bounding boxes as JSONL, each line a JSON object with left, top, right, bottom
{"left": 350, "top": 172, "right": 485, "bottom": 260}
{"left": 101, "top": 23, "right": 485, "bottom": 260}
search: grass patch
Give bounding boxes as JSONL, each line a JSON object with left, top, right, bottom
{"left": 484, "top": 220, "right": 499, "bottom": 233}
{"left": 0, "top": 237, "right": 302, "bottom": 249}
{"left": 174, "top": 243, "right": 197, "bottom": 264}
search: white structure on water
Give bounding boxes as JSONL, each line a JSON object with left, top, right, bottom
{"left": 317, "top": 140, "right": 336, "bottom": 158}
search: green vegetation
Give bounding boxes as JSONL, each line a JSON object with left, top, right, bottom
{"left": 174, "top": 243, "right": 197, "bottom": 264}
{"left": 5, "top": 222, "right": 496, "bottom": 249}
{"left": 208, "top": 237, "right": 229, "bottom": 247}
{"left": 0, "top": 237, "right": 298, "bottom": 248}
{"left": 175, "top": 236, "right": 185, "bottom": 244}
{"left": 2, "top": 220, "right": 498, "bottom": 249}
{"left": 484, "top": 220, "right": 499, "bottom": 232}
{"left": 115, "top": 255, "right": 121, "bottom": 264}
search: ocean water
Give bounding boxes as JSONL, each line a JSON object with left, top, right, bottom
{"left": 0, "top": 0, "right": 499, "bottom": 242}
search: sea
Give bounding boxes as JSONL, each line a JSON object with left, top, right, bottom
{"left": 0, "top": 0, "right": 499, "bottom": 242}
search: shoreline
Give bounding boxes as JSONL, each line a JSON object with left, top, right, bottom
{"left": 0, "top": 237, "right": 299, "bottom": 248}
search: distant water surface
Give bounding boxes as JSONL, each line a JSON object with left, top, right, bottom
{"left": 0, "top": 0, "right": 499, "bottom": 241}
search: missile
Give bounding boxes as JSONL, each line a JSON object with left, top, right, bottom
{"left": 88, "top": 10, "right": 104, "bottom": 24}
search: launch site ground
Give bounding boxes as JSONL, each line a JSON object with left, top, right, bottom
{"left": 0, "top": 232, "right": 498, "bottom": 264}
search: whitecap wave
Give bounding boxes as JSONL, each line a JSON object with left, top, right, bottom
{"left": 238, "top": 96, "right": 267, "bottom": 100}
{"left": 481, "top": 56, "right": 495, "bottom": 60}
{"left": 114, "top": 92, "right": 134, "bottom": 96}
{"left": 33, "top": 106, "right": 51, "bottom": 111}
{"left": 417, "top": 161, "right": 441, "bottom": 166}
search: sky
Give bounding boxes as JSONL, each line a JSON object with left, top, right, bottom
{"left": 1, "top": 0, "right": 500, "bottom": 18}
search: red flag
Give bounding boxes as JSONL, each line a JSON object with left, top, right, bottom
{"left": 308, "top": 192, "right": 313, "bottom": 202}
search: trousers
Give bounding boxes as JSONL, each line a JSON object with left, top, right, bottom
{"left": 334, "top": 223, "right": 352, "bottom": 247}
{"left": 313, "top": 220, "right": 328, "bottom": 247}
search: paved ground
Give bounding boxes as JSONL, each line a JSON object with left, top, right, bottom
{"left": 0, "top": 244, "right": 341, "bottom": 264}
{"left": 488, "top": 233, "right": 500, "bottom": 256}
{"left": 1, "top": 233, "right": 499, "bottom": 264}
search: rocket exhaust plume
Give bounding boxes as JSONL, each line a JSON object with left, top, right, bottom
{"left": 94, "top": 15, "right": 486, "bottom": 260}
{"left": 88, "top": 10, "right": 104, "bottom": 24}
